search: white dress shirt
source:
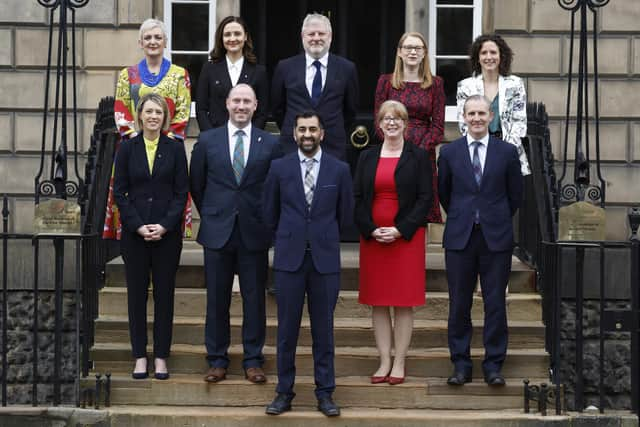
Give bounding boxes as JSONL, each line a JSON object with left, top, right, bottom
{"left": 226, "top": 55, "right": 244, "bottom": 87}
{"left": 466, "top": 133, "right": 489, "bottom": 173}
{"left": 228, "top": 122, "right": 252, "bottom": 165}
{"left": 305, "top": 53, "right": 328, "bottom": 98}
{"left": 298, "top": 148, "right": 322, "bottom": 188}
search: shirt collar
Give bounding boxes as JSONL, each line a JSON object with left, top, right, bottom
{"left": 305, "top": 52, "right": 328, "bottom": 68}
{"left": 466, "top": 132, "right": 490, "bottom": 147}
{"left": 228, "top": 121, "right": 252, "bottom": 138}
{"left": 298, "top": 147, "right": 322, "bottom": 164}
{"left": 226, "top": 55, "right": 244, "bottom": 71}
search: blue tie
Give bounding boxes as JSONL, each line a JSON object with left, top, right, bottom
{"left": 311, "top": 60, "right": 322, "bottom": 106}
{"left": 472, "top": 141, "right": 482, "bottom": 186}
{"left": 232, "top": 130, "right": 245, "bottom": 184}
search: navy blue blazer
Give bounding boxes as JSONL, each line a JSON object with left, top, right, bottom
{"left": 271, "top": 53, "right": 359, "bottom": 160}
{"left": 262, "top": 151, "right": 354, "bottom": 274}
{"left": 437, "top": 135, "right": 523, "bottom": 252}
{"left": 354, "top": 143, "right": 433, "bottom": 241}
{"left": 196, "top": 60, "right": 269, "bottom": 131}
{"left": 189, "top": 125, "right": 282, "bottom": 251}
{"left": 113, "top": 133, "right": 189, "bottom": 233}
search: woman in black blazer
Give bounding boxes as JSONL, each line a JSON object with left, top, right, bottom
{"left": 196, "top": 15, "right": 268, "bottom": 130}
{"left": 114, "top": 93, "right": 189, "bottom": 380}
{"left": 354, "top": 100, "right": 433, "bottom": 385}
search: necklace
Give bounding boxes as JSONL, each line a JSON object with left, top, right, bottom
{"left": 138, "top": 58, "right": 171, "bottom": 87}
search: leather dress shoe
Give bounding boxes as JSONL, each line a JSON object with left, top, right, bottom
{"left": 154, "top": 372, "right": 170, "bottom": 380}
{"left": 203, "top": 366, "right": 226, "bottom": 383}
{"left": 447, "top": 371, "right": 472, "bottom": 386}
{"left": 317, "top": 397, "right": 340, "bottom": 417}
{"left": 484, "top": 371, "right": 506, "bottom": 386}
{"left": 131, "top": 371, "right": 148, "bottom": 380}
{"left": 245, "top": 367, "right": 267, "bottom": 383}
{"left": 265, "top": 393, "right": 292, "bottom": 415}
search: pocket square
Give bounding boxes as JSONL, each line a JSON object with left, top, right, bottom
{"left": 321, "top": 184, "right": 337, "bottom": 188}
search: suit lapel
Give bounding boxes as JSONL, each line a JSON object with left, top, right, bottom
{"left": 298, "top": 54, "right": 314, "bottom": 104}
{"left": 482, "top": 137, "right": 498, "bottom": 187}
{"left": 215, "top": 61, "right": 233, "bottom": 91}
{"left": 133, "top": 137, "right": 151, "bottom": 179}
{"left": 238, "top": 61, "right": 253, "bottom": 85}
{"left": 317, "top": 54, "right": 336, "bottom": 105}
{"left": 151, "top": 136, "right": 170, "bottom": 177}
{"left": 309, "top": 154, "right": 329, "bottom": 212}
{"left": 458, "top": 138, "right": 479, "bottom": 189}
{"left": 241, "top": 130, "right": 265, "bottom": 184}
{"left": 216, "top": 128, "right": 237, "bottom": 185}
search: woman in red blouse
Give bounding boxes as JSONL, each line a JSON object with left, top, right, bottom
{"left": 374, "top": 31, "right": 445, "bottom": 224}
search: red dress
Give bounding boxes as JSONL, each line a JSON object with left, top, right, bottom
{"left": 358, "top": 158, "right": 426, "bottom": 307}
{"left": 374, "top": 74, "right": 445, "bottom": 223}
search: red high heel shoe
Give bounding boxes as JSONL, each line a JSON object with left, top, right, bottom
{"left": 388, "top": 369, "right": 405, "bottom": 385}
{"left": 370, "top": 373, "right": 389, "bottom": 384}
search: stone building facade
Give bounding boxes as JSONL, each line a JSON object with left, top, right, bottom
{"left": 0, "top": 0, "right": 638, "bottom": 282}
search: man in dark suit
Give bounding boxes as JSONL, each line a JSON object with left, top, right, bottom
{"left": 262, "top": 111, "right": 353, "bottom": 417}
{"left": 438, "top": 94, "right": 523, "bottom": 387}
{"left": 271, "top": 13, "right": 359, "bottom": 161}
{"left": 190, "top": 83, "right": 282, "bottom": 385}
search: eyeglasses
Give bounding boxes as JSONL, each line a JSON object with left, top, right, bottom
{"left": 382, "top": 116, "right": 402, "bottom": 124}
{"left": 401, "top": 45, "right": 425, "bottom": 53}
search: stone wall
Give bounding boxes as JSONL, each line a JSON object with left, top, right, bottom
{"left": 0, "top": 291, "right": 78, "bottom": 405}
{"left": 485, "top": 0, "right": 640, "bottom": 240}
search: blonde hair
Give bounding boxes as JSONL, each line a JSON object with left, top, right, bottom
{"left": 376, "top": 100, "right": 409, "bottom": 125}
{"left": 135, "top": 93, "right": 170, "bottom": 132}
{"left": 391, "top": 32, "right": 433, "bottom": 90}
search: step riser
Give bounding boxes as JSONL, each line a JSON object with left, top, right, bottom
{"left": 98, "top": 382, "right": 524, "bottom": 409}
{"left": 98, "top": 292, "right": 542, "bottom": 322}
{"left": 104, "top": 267, "right": 536, "bottom": 293}
{"left": 94, "top": 323, "right": 544, "bottom": 349}
{"left": 91, "top": 351, "right": 549, "bottom": 379}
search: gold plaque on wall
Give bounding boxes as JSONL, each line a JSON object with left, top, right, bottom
{"left": 558, "top": 201, "right": 606, "bottom": 241}
{"left": 34, "top": 199, "right": 81, "bottom": 235}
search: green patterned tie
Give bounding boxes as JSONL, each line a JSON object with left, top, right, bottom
{"left": 232, "top": 130, "right": 245, "bottom": 184}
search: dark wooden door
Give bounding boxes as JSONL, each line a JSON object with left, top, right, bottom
{"left": 241, "top": 0, "right": 405, "bottom": 170}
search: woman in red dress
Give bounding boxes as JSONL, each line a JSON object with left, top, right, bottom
{"left": 354, "top": 100, "right": 433, "bottom": 385}
{"left": 374, "top": 31, "right": 444, "bottom": 224}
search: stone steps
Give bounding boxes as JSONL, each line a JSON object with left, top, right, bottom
{"left": 103, "top": 406, "right": 639, "bottom": 427}
{"left": 93, "top": 315, "right": 545, "bottom": 349}
{"left": 86, "top": 373, "right": 543, "bottom": 410}
{"left": 98, "top": 288, "right": 542, "bottom": 321}
{"left": 91, "top": 343, "right": 549, "bottom": 379}
{"left": 104, "top": 244, "right": 536, "bottom": 292}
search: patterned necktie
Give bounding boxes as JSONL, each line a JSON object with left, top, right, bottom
{"left": 472, "top": 141, "right": 483, "bottom": 186}
{"left": 304, "top": 158, "right": 315, "bottom": 210}
{"left": 232, "top": 130, "right": 245, "bottom": 184}
{"left": 311, "top": 60, "right": 322, "bottom": 106}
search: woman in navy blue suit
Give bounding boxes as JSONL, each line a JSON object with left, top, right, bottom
{"left": 196, "top": 16, "right": 268, "bottom": 130}
{"left": 114, "top": 93, "right": 189, "bottom": 380}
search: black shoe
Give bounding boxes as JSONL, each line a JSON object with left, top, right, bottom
{"left": 265, "top": 393, "right": 292, "bottom": 415}
{"left": 131, "top": 371, "right": 148, "bottom": 380}
{"left": 317, "top": 397, "right": 340, "bottom": 417}
{"left": 484, "top": 371, "right": 506, "bottom": 386}
{"left": 154, "top": 372, "right": 170, "bottom": 380}
{"left": 447, "top": 371, "right": 472, "bottom": 386}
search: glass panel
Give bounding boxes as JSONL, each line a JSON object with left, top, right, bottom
{"left": 171, "top": 3, "right": 209, "bottom": 51}
{"left": 436, "top": 58, "right": 470, "bottom": 105}
{"left": 172, "top": 53, "right": 208, "bottom": 99}
{"left": 436, "top": 8, "right": 473, "bottom": 56}
{"left": 437, "top": 0, "right": 473, "bottom": 4}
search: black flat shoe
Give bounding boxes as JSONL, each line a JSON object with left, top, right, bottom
{"left": 484, "top": 371, "right": 506, "bottom": 386}
{"left": 446, "top": 371, "right": 472, "bottom": 386}
{"left": 265, "top": 393, "right": 292, "bottom": 415}
{"left": 132, "top": 371, "right": 148, "bottom": 380}
{"left": 154, "top": 372, "right": 170, "bottom": 380}
{"left": 317, "top": 397, "right": 340, "bottom": 417}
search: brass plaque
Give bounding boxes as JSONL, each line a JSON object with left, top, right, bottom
{"left": 34, "top": 199, "right": 81, "bottom": 235}
{"left": 558, "top": 201, "right": 606, "bottom": 241}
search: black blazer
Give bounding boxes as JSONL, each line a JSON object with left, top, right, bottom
{"left": 353, "top": 142, "right": 433, "bottom": 240}
{"left": 113, "top": 133, "right": 189, "bottom": 233}
{"left": 196, "top": 59, "right": 268, "bottom": 131}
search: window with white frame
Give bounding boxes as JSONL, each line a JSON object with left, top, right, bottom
{"left": 164, "top": 0, "right": 217, "bottom": 114}
{"left": 428, "top": 0, "right": 482, "bottom": 121}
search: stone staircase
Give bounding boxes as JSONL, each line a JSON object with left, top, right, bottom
{"left": 86, "top": 240, "right": 552, "bottom": 425}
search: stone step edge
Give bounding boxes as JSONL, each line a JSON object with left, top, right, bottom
{"left": 94, "top": 315, "right": 545, "bottom": 329}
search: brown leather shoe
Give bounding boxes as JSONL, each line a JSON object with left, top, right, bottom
{"left": 204, "top": 367, "right": 226, "bottom": 383}
{"left": 245, "top": 367, "right": 267, "bottom": 384}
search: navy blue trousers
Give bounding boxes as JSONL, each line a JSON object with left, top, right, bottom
{"left": 445, "top": 227, "right": 511, "bottom": 376}
{"left": 275, "top": 252, "right": 340, "bottom": 399}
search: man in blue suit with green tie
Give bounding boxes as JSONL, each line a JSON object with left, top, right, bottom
{"left": 438, "top": 95, "right": 523, "bottom": 387}
{"left": 262, "top": 111, "right": 353, "bottom": 417}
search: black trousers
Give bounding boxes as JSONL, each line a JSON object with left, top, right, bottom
{"left": 121, "top": 229, "right": 182, "bottom": 359}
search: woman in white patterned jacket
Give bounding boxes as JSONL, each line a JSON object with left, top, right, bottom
{"left": 456, "top": 34, "right": 530, "bottom": 176}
